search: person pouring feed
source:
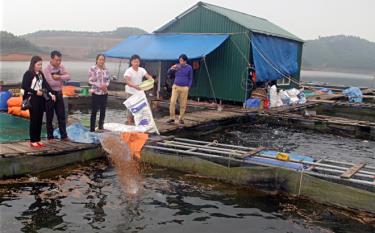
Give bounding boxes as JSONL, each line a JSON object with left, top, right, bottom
{"left": 166, "top": 54, "right": 193, "bottom": 125}
{"left": 88, "top": 54, "right": 110, "bottom": 132}
{"left": 124, "top": 54, "right": 154, "bottom": 125}
{"left": 21, "top": 56, "right": 56, "bottom": 148}
{"left": 44, "top": 50, "right": 70, "bottom": 141}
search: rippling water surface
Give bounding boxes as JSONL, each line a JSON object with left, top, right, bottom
{"left": 1, "top": 163, "right": 374, "bottom": 233}
{"left": 192, "top": 123, "right": 375, "bottom": 166}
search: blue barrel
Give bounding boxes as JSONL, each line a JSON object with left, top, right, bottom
{"left": 0, "top": 91, "right": 12, "bottom": 111}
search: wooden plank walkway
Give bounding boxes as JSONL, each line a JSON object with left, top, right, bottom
{"left": 0, "top": 140, "right": 98, "bottom": 158}
{"left": 155, "top": 108, "right": 251, "bottom": 133}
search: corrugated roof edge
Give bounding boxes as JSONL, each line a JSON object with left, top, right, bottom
{"left": 155, "top": 1, "right": 304, "bottom": 43}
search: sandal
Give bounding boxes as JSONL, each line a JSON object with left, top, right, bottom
{"left": 37, "top": 142, "right": 46, "bottom": 147}
{"left": 30, "top": 142, "right": 41, "bottom": 148}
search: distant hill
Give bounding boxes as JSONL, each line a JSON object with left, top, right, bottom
{"left": 0, "top": 31, "right": 45, "bottom": 55}
{"left": 22, "top": 27, "right": 147, "bottom": 60}
{"left": 302, "top": 35, "right": 375, "bottom": 73}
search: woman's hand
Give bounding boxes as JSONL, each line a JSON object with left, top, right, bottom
{"left": 36, "top": 90, "right": 43, "bottom": 96}
{"left": 51, "top": 94, "right": 56, "bottom": 102}
{"left": 100, "top": 85, "right": 108, "bottom": 92}
{"left": 134, "top": 85, "right": 142, "bottom": 91}
{"left": 52, "top": 74, "right": 61, "bottom": 81}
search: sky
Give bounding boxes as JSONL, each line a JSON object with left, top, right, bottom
{"left": 1, "top": 0, "right": 374, "bottom": 42}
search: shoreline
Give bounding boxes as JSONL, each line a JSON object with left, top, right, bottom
{"left": 2, "top": 54, "right": 373, "bottom": 75}
{"left": 0, "top": 53, "right": 90, "bottom": 62}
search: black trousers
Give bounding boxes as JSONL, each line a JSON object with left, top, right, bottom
{"left": 29, "top": 96, "right": 45, "bottom": 142}
{"left": 90, "top": 94, "right": 108, "bottom": 131}
{"left": 46, "top": 92, "right": 67, "bottom": 139}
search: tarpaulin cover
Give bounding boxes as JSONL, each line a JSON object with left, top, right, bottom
{"left": 104, "top": 34, "right": 229, "bottom": 60}
{"left": 251, "top": 33, "right": 300, "bottom": 82}
{"left": 54, "top": 123, "right": 100, "bottom": 144}
{"left": 343, "top": 87, "right": 363, "bottom": 103}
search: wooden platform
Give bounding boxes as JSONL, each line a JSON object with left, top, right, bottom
{"left": 155, "top": 108, "right": 252, "bottom": 133}
{"left": 0, "top": 140, "right": 103, "bottom": 178}
{"left": 259, "top": 111, "right": 375, "bottom": 140}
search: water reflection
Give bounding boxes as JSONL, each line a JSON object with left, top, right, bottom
{"left": 1, "top": 164, "right": 374, "bottom": 233}
{"left": 17, "top": 186, "right": 64, "bottom": 232}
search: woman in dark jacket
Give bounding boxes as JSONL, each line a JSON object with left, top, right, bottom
{"left": 21, "top": 56, "right": 56, "bottom": 148}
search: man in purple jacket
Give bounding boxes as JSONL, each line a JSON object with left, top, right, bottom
{"left": 44, "top": 51, "right": 70, "bottom": 140}
{"left": 166, "top": 54, "right": 193, "bottom": 125}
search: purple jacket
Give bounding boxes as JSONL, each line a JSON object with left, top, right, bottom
{"left": 173, "top": 64, "right": 193, "bottom": 87}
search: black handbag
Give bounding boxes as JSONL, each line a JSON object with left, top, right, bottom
{"left": 21, "top": 97, "right": 31, "bottom": 110}
{"left": 21, "top": 75, "right": 39, "bottom": 110}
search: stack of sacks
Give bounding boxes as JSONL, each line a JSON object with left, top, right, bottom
{"left": 7, "top": 96, "right": 30, "bottom": 118}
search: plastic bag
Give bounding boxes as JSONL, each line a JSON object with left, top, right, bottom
{"left": 286, "top": 88, "right": 300, "bottom": 104}
{"left": 269, "top": 85, "right": 283, "bottom": 108}
{"left": 279, "top": 90, "right": 291, "bottom": 105}
{"left": 297, "top": 91, "right": 307, "bottom": 104}
{"left": 54, "top": 123, "right": 100, "bottom": 144}
{"left": 318, "top": 88, "right": 333, "bottom": 95}
{"left": 123, "top": 91, "right": 159, "bottom": 134}
{"left": 343, "top": 87, "right": 363, "bottom": 103}
{"left": 245, "top": 98, "right": 260, "bottom": 108}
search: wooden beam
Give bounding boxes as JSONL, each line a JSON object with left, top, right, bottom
{"left": 307, "top": 158, "right": 324, "bottom": 171}
{"left": 341, "top": 163, "right": 366, "bottom": 179}
{"left": 241, "top": 147, "right": 265, "bottom": 158}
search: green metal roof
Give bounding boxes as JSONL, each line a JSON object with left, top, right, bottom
{"left": 156, "top": 2, "right": 303, "bottom": 42}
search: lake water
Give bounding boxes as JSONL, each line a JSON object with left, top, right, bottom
{"left": 1, "top": 61, "right": 374, "bottom": 88}
{"left": 0, "top": 61, "right": 128, "bottom": 84}
{"left": 301, "top": 70, "right": 375, "bottom": 88}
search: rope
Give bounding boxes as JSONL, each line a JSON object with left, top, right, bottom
{"left": 298, "top": 168, "right": 304, "bottom": 196}
{"left": 230, "top": 36, "right": 251, "bottom": 66}
{"left": 227, "top": 152, "right": 232, "bottom": 168}
{"left": 244, "top": 33, "right": 304, "bottom": 88}
{"left": 229, "top": 38, "right": 253, "bottom": 103}
{"left": 231, "top": 33, "right": 304, "bottom": 90}
{"left": 203, "top": 56, "right": 218, "bottom": 104}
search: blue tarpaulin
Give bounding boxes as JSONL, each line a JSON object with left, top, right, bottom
{"left": 104, "top": 34, "right": 229, "bottom": 60}
{"left": 343, "top": 87, "right": 363, "bottom": 103}
{"left": 54, "top": 123, "right": 100, "bottom": 144}
{"left": 251, "top": 33, "right": 300, "bottom": 82}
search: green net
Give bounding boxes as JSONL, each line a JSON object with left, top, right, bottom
{"left": 0, "top": 112, "right": 46, "bottom": 143}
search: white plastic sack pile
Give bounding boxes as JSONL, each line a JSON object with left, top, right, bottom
{"left": 123, "top": 91, "right": 160, "bottom": 134}
{"left": 279, "top": 90, "right": 291, "bottom": 105}
{"left": 285, "top": 88, "right": 300, "bottom": 104}
{"left": 269, "top": 85, "right": 283, "bottom": 107}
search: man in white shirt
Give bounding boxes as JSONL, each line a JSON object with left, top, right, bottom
{"left": 124, "top": 54, "right": 154, "bottom": 124}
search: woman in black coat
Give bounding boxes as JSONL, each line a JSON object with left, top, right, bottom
{"left": 21, "top": 56, "right": 56, "bottom": 148}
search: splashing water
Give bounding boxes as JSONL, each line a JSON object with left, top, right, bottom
{"left": 99, "top": 133, "right": 143, "bottom": 196}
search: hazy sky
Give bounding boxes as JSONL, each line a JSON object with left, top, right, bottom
{"left": 1, "top": 0, "right": 374, "bottom": 41}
